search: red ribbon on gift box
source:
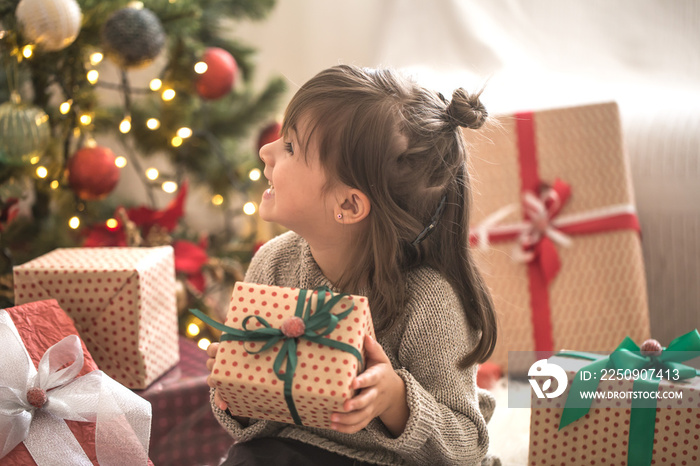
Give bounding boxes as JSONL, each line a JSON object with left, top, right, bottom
{"left": 469, "top": 112, "right": 641, "bottom": 353}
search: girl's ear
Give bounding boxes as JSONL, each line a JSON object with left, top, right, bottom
{"left": 335, "top": 189, "right": 370, "bottom": 224}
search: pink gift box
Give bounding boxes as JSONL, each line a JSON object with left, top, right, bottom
{"left": 14, "top": 246, "right": 179, "bottom": 389}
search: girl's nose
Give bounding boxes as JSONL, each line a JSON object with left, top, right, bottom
{"left": 259, "top": 138, "right": 278, "bottom": 166}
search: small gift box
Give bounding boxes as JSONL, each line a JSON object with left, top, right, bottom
{"left": 192, "top": 282, "right": 374, "bottom": 429}
{"left": 0, "top": 299, "right": 152, "bottom": 465}
{"left": 463, "top": 102, "right": 651, "bottom": 372}
{"left": 528, "top": 330, "right": 700, "bottom": 465}
{"left": 13, "top": 246, "right": 179, "bottom": 389}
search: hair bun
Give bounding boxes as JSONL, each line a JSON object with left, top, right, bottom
{"left": 446, "top": 88, "right": 487, "bottom": 130}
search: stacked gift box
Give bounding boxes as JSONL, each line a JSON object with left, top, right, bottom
{"left": 463, "top": 102, "right": 651, "bottom": 373}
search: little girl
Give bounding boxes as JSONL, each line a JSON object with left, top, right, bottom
{"left": 206, "top": 65, "right": 499, "bottom": 466}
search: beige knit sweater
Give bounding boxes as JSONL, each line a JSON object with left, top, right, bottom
{"left": 211, "top": 231, "right": 498, "bottom": 465}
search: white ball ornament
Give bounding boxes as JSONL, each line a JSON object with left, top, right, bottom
{"left": 15, "top": 0, "right": 82, "bottom": 52}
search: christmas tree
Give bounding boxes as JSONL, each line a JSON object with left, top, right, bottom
{"left": 0, "top": 0, "right": 286, "bottom": 346}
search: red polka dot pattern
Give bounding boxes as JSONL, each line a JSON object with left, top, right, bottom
{"left": 210, "top": 283, "right": 375, "bottom": 429}
{"left": 13, "top": 246, "right": 180, "bottom": 389}
{"left": 528, "top": 362, "right": 700, "bottom": 465}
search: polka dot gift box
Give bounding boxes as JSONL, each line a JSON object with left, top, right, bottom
{"left": 528, "top": 331, "right": 700, "bottom": 466}
{"left": 195, "top": 282, "right": 375, "bottom": 429}
{"left": 13, "top": 246, "right": 179, "bottom": 389}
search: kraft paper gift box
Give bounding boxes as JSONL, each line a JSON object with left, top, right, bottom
{"left": 0, "top": 299, "right": 152, "bottom": 466}
{"left": 527, "top": 330, "right": 700, "bottom": 466}
{"left": 13, "top": 246, "right": 179, "bottom": 389}
{"left": 193, "top": 282, "right": 374, "bottom": 429}
{"left": 463, "top": 102, "right": 651, "bottom": 373}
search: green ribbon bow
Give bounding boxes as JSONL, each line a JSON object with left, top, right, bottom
{"left": 190, "top": 286, "right": 364, "bottom": 426}
{"left": 556, "top": 329, "right": 700, "bottom": 465}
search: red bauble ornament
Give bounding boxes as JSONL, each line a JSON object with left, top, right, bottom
{"left": 195, "top": 47, "right": 238, "bottom": 100}
{"left": 67, "top": 146, "right": 121, "bottom": 200}
{"left": 257, "top": 121, "right": 282, "bottom": 150}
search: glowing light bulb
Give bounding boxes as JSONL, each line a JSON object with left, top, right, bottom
{"left": 105, "top": 218, "right": 118, "bottom": 229}
{"left": 79, "top": 114, "right": 92, "bottom": 126}
{"left": 149, "top": 79, "right": 162, "bottom": 91}
{"left": 50, "top": 180, "right": 59, "bottom": 189}
{"left": 194, "top": 62, "right": 208, "bottom": 74}
{"left": 86, "top": 70, "right": 99, "bottom": 84}
{"left": 171, "top": 136, "right": 183, "bottom": 147}
{"left": 243, "top": 202, "right": 257, "bottom": 215}
{"left": 59, "top": 101, "right": 72, "bottom": 114}
{"left": 197, "top": 338, "right": 211, "bottom": 350}
{"left": 22, "top": 45, "right": 33, "bottom": 58}
{"left": 119, "top": 117, "right": 131, "bottom": 134}
{"left": 69, "top": 217, "right": 80, "bottom": 229}
{"left": 90, "top": 52, "right": 104, "bottom": 65}
{"left": 176, "top": 127, "right": 192, "bottom": 138}
{"left": 146, "top": 118, "right": 160, "bottom": 130}
{"left": 115, "top": 156, "right": 127, "bottom": 168}
{"left": 162, "top": 181, "right": 178, "bottom": 193}
{"left": 211, "top": 194, "right": 224, "bottom": 206}
{"left": 249, "top": 168, "right": 262, "bottom": 181}
{"left": 35, "top": 166, "right": 48, "bottom": 178}
{"left": 187, "top": 323, "right": 201, "bottom": 337}
{"left": 162, "top": 88, "right": 176, "bottom": 101}
{"left": 29, "top": 156, "right": 40, "bottom": 165}
{"left": 146, "top": 168, "right": 159, "bottom": 180}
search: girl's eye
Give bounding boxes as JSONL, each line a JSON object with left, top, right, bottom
{"left": 284, "top": 142, "right": 294, "bottom": 154}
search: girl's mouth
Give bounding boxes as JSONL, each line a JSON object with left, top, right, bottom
{"left": 263, "top": 181, "right": 275, "bottom": 199}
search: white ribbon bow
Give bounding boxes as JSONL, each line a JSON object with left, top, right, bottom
{"left": 0, "top": 309, "right": 151, "bottom": 465}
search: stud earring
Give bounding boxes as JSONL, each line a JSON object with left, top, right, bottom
{"left": 336, "top": 213, "right": 343, "bottom": 220}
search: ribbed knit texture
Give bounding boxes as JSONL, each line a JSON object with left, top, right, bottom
{"left": 211, "top": 231, "right": 499, "bottom": 465}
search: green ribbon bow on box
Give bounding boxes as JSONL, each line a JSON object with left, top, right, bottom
{"left": 190, "top": 286, "right": 364, "bottom": 426}
{"left": 556, "top": 329, "right": 700, "bottom": 465}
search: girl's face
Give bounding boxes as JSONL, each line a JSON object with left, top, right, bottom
{"left": 258, "top": 119, "right": 337, "bottom": 236}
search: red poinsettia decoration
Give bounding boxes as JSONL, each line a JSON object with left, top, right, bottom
{"left": 82, "top": 182, "right": 209, "bottom": 292}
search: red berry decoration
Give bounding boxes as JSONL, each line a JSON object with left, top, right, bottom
{"left": 640, "top": 338, "right": 663, "bottom": 357}
{"left": 280, "top": 316, "right": 305, "bottom": 339}
{"left": 67, "top": 146, "right": 121, "bottom": 200}
{"left": 195, "top": 47, "right": 238, "bottom": 100}
{"left": 26, "top": 387, "right": 47, "bottom": 409}
{"left": 257, "top": 121, "right": 282, "bottom": 150}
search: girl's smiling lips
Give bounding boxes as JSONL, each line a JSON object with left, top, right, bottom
{"left": 262, "top": 180, "right": 275, "bottom": 200}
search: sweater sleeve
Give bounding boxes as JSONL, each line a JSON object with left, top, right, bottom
{"left": 365, "top": 272, "right": 492, "bottom": 465}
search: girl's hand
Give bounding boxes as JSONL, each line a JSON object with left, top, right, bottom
{"left": 330, "top": 335, "right": 409, "bottom": 436}
{"left": 206, "top": 342, "right": 228, "bottom": 411}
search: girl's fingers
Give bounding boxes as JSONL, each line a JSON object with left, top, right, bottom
{"left": 213, "top": 389, "right": 228, "bottom": 411}
{"left": 353, "top": 365, "right": 382, "bottom": 389}
{"left": 331, "top": 406, "right": 373, "bottom": 429}
{"left": 363, "top": 335, "right": 390, "bottom": 364}
{"left": 343, "top": 386, "right": 377, "bottom": 412}
{"left": 206, "top": 357, "right": 216, "bottom": 372}
{"left": 207, "top": 342, "right": 220, "bottom": 358}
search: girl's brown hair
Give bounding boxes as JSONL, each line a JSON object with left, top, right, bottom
{"left": 282, "top": 65, "right": 496, "bottom": 368}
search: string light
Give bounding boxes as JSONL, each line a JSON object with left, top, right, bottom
{"left": 161, "top": 88, "right": 176, "bottom": 101}
{"left": 243, "top": 202, "right": 257, "bottom": 215}
{"left": 115, "top": 156, "right": 127, "bottom": 168}
{"left": 69, "top": 217, "right": 80, "bottom": 229}
{"left": 50, "top": 180, "right": 59, "bottom": 189}
{"left": 146, "top": 168, "right": 159, "bottom": 180}
{"left": 211, "top": 194, "right": 224, "bottom": 206}
{"left": 119, "top": 116, "right": 131, "bottom": 134}
{"left": 176, "top": 127, "right": 192, "bottom": 138}
{"left": 79, "top": 114, "right": 92, "bottom": 125}
{"left": 248, "top": 168, "right": 261, "bottom": 181}
{"left": 22, "top": 45, "right": 33, "bottom": 59}
{"left": 194, "top": 62, "right": 207, "bottom": 74}
{"left": 146, "top": 118, "right": 160, "bottom": 130}
{"left": 105, "top": 218, "right": 119, "bottom": 229}
{"left": 171, "top": 136, "right": 183, "bottom": 147}
{"left": 86, "top": 70, "right": 99, "bottom": 84}
{"left": 149, "top": 79, "right": 162, "bottom": 91}
{"left": 197, "top": 338, "right": 211, "bottom": 350}
{"left": 186, "top": 323, "right": 201, "bottom": 337}
{"left": 35, "top": 166, "right": 48, "bottom": 178}
{"left": 90, "top": 52, "right": 104, "bottom": 65}
{"left": 59, "top": 100, "right": 72, "bottom": 114}
{"left": 29, "top": 156, "right": 40, "bottom": 165}
{"left": 162, "top": 181, "right": 178, "bottom": 193}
